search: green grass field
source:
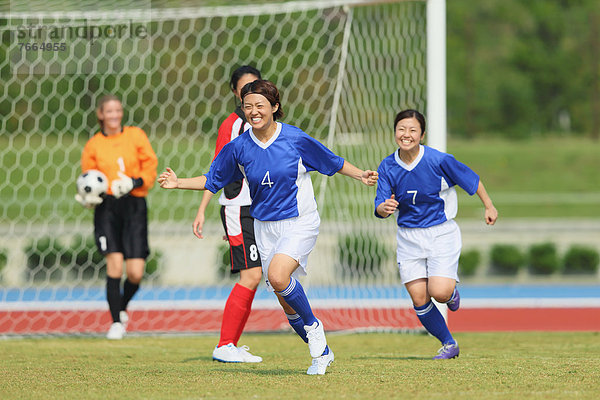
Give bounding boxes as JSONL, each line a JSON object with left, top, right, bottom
{"left": 2, "top": 332, "right": 599, "bottom": 400}
{"left": 447, "top": 136, "right": 600, "bottom": 219}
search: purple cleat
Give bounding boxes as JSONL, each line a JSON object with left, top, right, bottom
{"left": 447, "top": 288, "right": 460, "bottom": 312}
{"left": 433, "top": 342, "right": 460, "bottom": 360}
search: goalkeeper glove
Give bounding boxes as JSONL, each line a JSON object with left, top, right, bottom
{"left": 75, "top": 193, "right": 103, "bottom": 209}
{"left": 111, "top": 171, "right": 135, "bottom": 199}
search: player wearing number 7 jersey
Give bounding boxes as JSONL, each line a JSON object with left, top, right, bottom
{"left": 79, "top": 94, "right": 157, "bottom": 340}
{"left": 159, "top": 79, "right": 378, "bottom": 374}
{"left": 374, "top": 109, "right": 497, "bottom": 359}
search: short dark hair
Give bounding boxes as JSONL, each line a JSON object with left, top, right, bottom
{"left": 394, "top": 109, "right": 426, "bottom": 134}
{"left": 230, "top": 65, "right": 262, "bottom": 91}
{"left": 241, "top": 79, "right": 284, "bottom": 120}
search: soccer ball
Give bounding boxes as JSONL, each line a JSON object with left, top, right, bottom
{"left": 77, "top": 169, "right": 108, "bottom": 197}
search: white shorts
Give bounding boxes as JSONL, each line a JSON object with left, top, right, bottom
{"left": 254, "top": 210, "right": 320, "bottom": 291}
{"left": 396, "top": 219, "right": 461, "bottom": 284}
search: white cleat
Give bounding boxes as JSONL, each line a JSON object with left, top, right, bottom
{"left": 237, "top": 345, "right": 263, "bottom": 363}
{"left": 106, "top": 322, "right": 126, "bottom": 340}
{"left": 304, "top": 319, "right": 327, "bottom": 358}
{"left": 307, "top": 349, "right": 334, "bottom": 375}
{"left": 213, "top": 343, "right": 263, "bottom": 363}
{"left": 119, "top": 311, "right": 129, "bottom": 328}
{"left": 213, "top": 343, "right": 243, "bottom": 362}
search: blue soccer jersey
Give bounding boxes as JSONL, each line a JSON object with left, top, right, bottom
{"left": 375, "top": 145, "right": 479, "bottom": 228}
{"left": 204, "top": 122, "right": 344, "bottom": 221}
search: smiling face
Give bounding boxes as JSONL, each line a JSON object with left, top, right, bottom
{"left": 394, "top": 116, "right": 424, "bottom": 152}
{"left": 242, "top": 93, "right": 279, "bottom": 132}
{"left": 97, "top": 99, "right": 123, "bottom": 134}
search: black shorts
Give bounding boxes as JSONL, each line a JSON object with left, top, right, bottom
{"left": 220, "top": 205, "right": 261, "bottom": 273}
{"left": 94, "top": 195, "right": 150, "bottom": 259}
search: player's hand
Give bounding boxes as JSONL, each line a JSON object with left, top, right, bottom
{"left": 485, "top": 205, "right": 498, "bottom": 225}
{"left": 361, "top": 170, "right": 378, "bottom": 186}
{"left": 111, "top": 171, "right": 134, "bottom": 198}
{"left": 379, "top": 194, "right": 398, "bottom": 217}
{"left": 158, "top": 167, "right": 178, "bottom": 189}
{"left": 192, "top": 211, "right": 206, "bottom": 239}
{"left": 75, "top": 193, "right": 103, "bottom": 209}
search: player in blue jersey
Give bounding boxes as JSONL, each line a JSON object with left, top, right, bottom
{"left": 194, "top": 65, "right": 264, "bottom": 363}
{"left": 374, "top": 109, "right": 497, "bottom": 359}
{"left": 159, "top": 79, "right": 378, "bottom": 374}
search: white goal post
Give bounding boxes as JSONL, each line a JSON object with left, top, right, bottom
{"left": 0, "top": 0, "right": 446, "bottom": 335}
{"left": 426, "top": 0, "right": 447, "bottom": 152}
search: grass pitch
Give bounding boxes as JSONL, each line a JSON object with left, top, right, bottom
{"left": 2, "top": 331, "right": 599, "bottom": 400}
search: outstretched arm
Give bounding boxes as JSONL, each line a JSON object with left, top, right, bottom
{"left": 337, "top": 160, "right": 378, "bottom": 186}
{"left": 158, "top": 167, "right": 208, "bottom": 190}
{"left": 476, "top": 180, "right": 498, "bottom": 225}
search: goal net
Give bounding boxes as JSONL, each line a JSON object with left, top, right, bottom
{"left": 0, "top": 0, "right": 428, "bottom": 335}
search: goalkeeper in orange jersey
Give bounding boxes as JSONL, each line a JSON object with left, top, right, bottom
{"left": 77, "top": 94, "right": 158, "bottom": 339}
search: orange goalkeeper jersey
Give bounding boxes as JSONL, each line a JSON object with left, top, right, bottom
{"left": 81, "top": 126, "right": 158, "bottom": 197}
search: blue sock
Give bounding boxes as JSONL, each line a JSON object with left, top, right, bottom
{"left": 286, "top": 313, "right": 308, "bottom": 343}
{"left": 277, "top": 277, "right": 317, "bottom": 327}
{"left": 286, "top": 314, "right": 328, "bottom": 355}
{"left": 414, "top": 301, "right": 456, "bottom": 345}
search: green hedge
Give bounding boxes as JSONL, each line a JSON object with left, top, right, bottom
{"left": 216, "top": 242, "right": 234, "bottom": 281}
{"left": 23, "top": 235, "right": 162, "bottom": 282}
{"left": 337, "top": 234, "right": 388, "bottom": 279}
{"left": 0, "top": 248, "right": 7, "bottom": 279}
{"left": 145, "top": 249, "right": 163, "bottom": 280}
{"left": 19, "top": 235, "right": 600, "bottom": 283}
{"left": 66, "top": 235, "right": 106, "bottom": 279}
{"left": 459, "top": 249, "right": 480, "bottom": 277}
{"left": 563, "top": 246, "right": 599, "bottom": 274}
{"left": 528, "top": 242, "right": 560, "bottom": 275}
{"left": 490, "top": 244, "right": 525, "bottom": 275}
{"left": 24, "top": 237, "right": 71, "bottom": 281}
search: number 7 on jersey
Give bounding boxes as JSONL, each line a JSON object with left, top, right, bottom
{"left": 407, "top": 190, "right": 417, "bottom": 205}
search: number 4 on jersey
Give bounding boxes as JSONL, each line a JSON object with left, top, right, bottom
{"left": 261, "top": 171, "right": 274, "bottom": 188}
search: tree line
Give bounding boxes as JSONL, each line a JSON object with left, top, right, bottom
{"left": 2, "top": 0, "right": 597, "bottom": 139}
{"left": 447, "top": 0, "right": 599, "bottom": 138}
